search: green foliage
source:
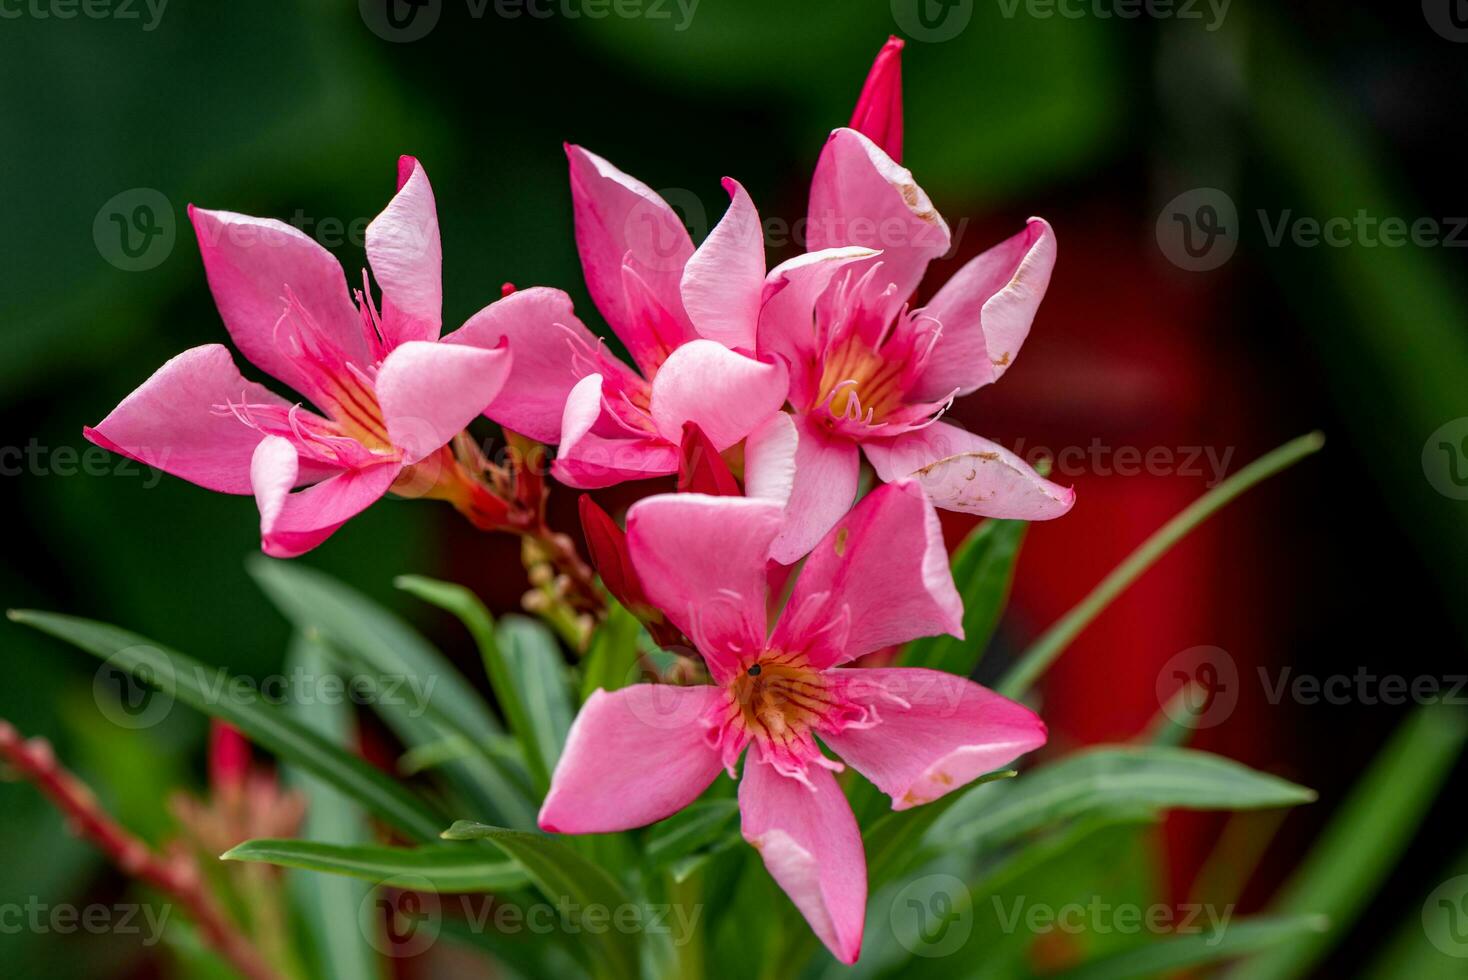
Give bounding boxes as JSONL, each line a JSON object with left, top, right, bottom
{"left": 223, "top": 839, "right": 529, "bottom": 893}
{"left": 900, "top": 519, "right": 1026, "bottom": 676}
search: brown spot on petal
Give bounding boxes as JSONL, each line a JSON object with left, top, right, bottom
{"left": 834, "top": 527, "right": 850, "bottom": 557}
{"left": 977, "top": 451, "right": 999, "bottom": 461}
{"left": 991, "top": 352, "right": 1011, "bottom": 367}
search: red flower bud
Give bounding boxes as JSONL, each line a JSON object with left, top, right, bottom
{"left": 849, "top": 36, "right": 904, "bottom": 163}
{"left": 678, "top": 422, "right": 741, "bottom": 497}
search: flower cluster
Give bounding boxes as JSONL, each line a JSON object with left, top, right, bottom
{"left": 84, "top": 36, "right": 1072, "bottom": 963}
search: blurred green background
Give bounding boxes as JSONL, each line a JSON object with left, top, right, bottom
{"left": 3, "top": 1, "right": 1467, "bottom": 976}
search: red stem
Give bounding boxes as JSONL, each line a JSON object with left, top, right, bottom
{"left": 0, "top": 719, "right": 280, "bottom": 980}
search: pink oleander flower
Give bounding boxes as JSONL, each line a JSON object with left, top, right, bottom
{"left": 84, "top": 157, "right": 542, "bottom": 557}
{"left": 538, "top": 480, "right": 1047, "bottom": 963}
{"left": 468, "top": 144, "right": 789, "bottom": 489}
{"left": 756, "top": 41, "right": 1076, "bottom": 562}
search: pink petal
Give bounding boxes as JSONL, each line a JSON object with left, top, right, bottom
{"left": 365, "top": 156, "right": 443, "bottom": 346}
{"left": 739, "top": 756, "right": 865, "bottom": 964}
{"left": 848, "top": 36, "right": 904, "bottom": 163}
{"left": 251, "top": 437, "right": 400, "bottom": 558}
{"left": 447, "top": 286, "right": 621, "bottom": 445}
{"left": 538, "top": 684, "right": 725, "bottom": 834}
{"left": 758, "top": 246, "right": 878, "bottom": 406}
{"left": 551, "top": 374, "right": 678, "bottom": 488}
{"left": 774, "top": 480, "right": 961, "bottom": 667}
{"left": 805, "top": 128, "right": 950, "bottom": 324}
{"left": 680, "top": 177, "right": 764, "bottom": 353}
{"left": 863, "top": 421, "right": 1075, "bottom": 519}
{"left": 742, "top": 412, "right": 798, "bottom": 505}
{"left": 375, "top": 340, "right": 511, "bottom": 464}
{"left": 824, "top": 668, "right": 1047, "bottom": 811}
{"left": 189, "top": 206, "right": 368, "bottom": 392}
{"left": 84, "top": 345, "right": 299, "bottom": 494}
{"left": 626, "top": 493, "right": 785, "bottom": 682}
{"left": 566, "top": 144, "right": 694, "bottom": 360}
{"left": 648, "top": 340, "right": 789, "bottom": 451}
{"left": 769, "top": 415, "right": 860, "bottom": 566}
{"left": 910, "top": 218, "right": 1056, "bottom": 402}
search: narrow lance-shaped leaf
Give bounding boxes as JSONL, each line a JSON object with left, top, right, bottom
{"left": 936, "top": 746, "right": 1316, "bottom": 848}
{"left": 8, "top": 610, "right": 445, "bottom": 841}
{"left": 249, "top": 559, "right": 536, "bottom": 828}
{"left": 283, "top": 633, "right": 381, "bottom": 980}
{"left": 1054, "top": 915, "right": 1330, "bottom": 980}
{"left": 1238, "top": 703, "right": 1467, "bottom": 980}
{"left": 497, "top": 616, "right": 575, "bottom": 795}
{"left": 224, "top": 838, "right": 530, "bottom": 893}
{"left": 442, "top": 821, "right": 641, "bottom": 980}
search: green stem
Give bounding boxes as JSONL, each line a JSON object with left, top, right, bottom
{"left": 998, "top": 431, "right": 1325, "bottom": 699}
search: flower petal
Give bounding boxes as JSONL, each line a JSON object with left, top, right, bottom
{"left": 742, "top": 411, "right": 798, "bottom": 506}
{"left": 375, "top": 340, "right": 511, "bottom": 464}
{"left": 566, "top": 144, "right": 694, "bottom": 358}
{"left": 538, "top": 685, "right": 725, "bottom": 834}
{"left": 758, "top": 246, "right": 878, "bottom": 406}
{"left": 648, "top": 340, "right": 789, "bottom": 451}
{"left": 448, "top": 286, "right": 621, "bottom": 445}
{"left": 251, "top": 437, "right": 400, "bottom": 558}
{"left": 774, "top": 480, "right": 961, "bottom": 667}
{"left": 863, "top": 421, "right": 1075, "bottom": 519}
{"left": 626, "top": 493, "right": 784, "bottom": 682}
{"left": 681, "top": 177, "right": 764, "bottom": 353}
{"left": 769, "top": 415, "right": 860, "bottom": 566}
{"left": 739, "top": 756, "right": 865, "bottom": 965}
{"left": 189, "top": 206, "right": 368, "bottom": 391}
{"left": 805, "top": 128, "right": 949, "bottom": 323}
{"left": 910, "top": 218, "right": 1056, "bottom": 401}
{"left": 83, "top": 345, "right": 299, "bottom": 494}
{"left": 552, "top": 374, "right": 679, "bottom": 488}
{"left": 365, "top": 156, "right": 443, "bottom": 346}
{"left": 848, "top": 36, "right": 905, "bottom": 163}
{"left": 824, "top": 668, "right": 1047, "bottom": 811}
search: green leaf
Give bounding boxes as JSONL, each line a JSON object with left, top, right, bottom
{"left": 645, "top": 799, "right": 740, "bottom": 869}
{"left": 1239, "top": 704, "right": 1467, "bottom": 980}
{"left": 283, "top": 634, "right": 381, "bottom": 980}
{"left": 248, "top": 558, "right": 535, "bottom": 828}
{"left": 223, "top": 838, "right": 529, "bottom": 893}
{"left": 498, "top": 616, "right": 575, "bottom": 794}
{"left": 441, "top": 821, "right": 640, "bottom": 979}
{"left": 939, "top": 747, "right": 1315, "bottom": 848}
{"left": 580, "top": 600, "right": 645, "bottom": 703}
{"left": 1054, "top": 914, "right": 1329, "bottom": 980}
{"left": 866, "top": 771, "right": 1016, "bottom": 891}
{"left": 900, "top": 519, "right": 1026, "bottom": 675}
{"left": 9, "top": 610, "right": 444, "bottom": 841}
{"left": 998, "top": 432, "right": 1325, "bottom": 698}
